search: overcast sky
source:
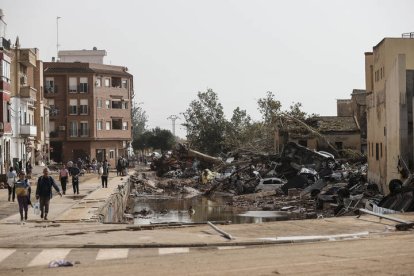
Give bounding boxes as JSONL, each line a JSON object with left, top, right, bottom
{"left": 2, "top": 0, "right": 413, "bottom": 137}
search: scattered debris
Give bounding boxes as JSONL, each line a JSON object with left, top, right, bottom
{"left": 127, "top": 142, "right": 393, "bottom": 223}
{"left": 48, "top": 259, "right": 74, "bottom": 268}
{"left": 207, "top": 221, "right": 233, "bottom": 240}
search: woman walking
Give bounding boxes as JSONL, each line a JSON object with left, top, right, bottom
{"left": 59, "top": 165, "right": 69, "bottom": 195}
{"left": 6, "top": 167, "right": 17, "bottom": 202}
{"left": 15, "top": 171, "right": 31, "bottom": 222}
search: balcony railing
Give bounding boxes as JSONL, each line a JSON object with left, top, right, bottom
{"left": 68, "top": 84, "right": 89, "bottom": 93}
{"left": 44, "top": 85, "right": 58, "bottom": 94}
{"left": 69, "top": 128, "right": 90, "bottom": 137}
{"left": 19, "top": 49, "right": 37, "bottom": 67}
{"left": 20, "top": 125, "right": 37, "bottom": 137}
{"left": 49, "top": 131, "right": 59, "bottom": 138}
{"left": 20, "top": 86, "right": 37, "bottom": 101}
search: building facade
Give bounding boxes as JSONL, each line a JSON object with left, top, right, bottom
{"left": 44, "top": 60, "right": 133, "bottom": 167}
{"left": 365, "top": 35, "right": 414, "bottom": 193}
{"left": 337, "top": 89, "right": 367, "bottom": 154}
{"left": 277, "top": 116, "right": 361, "bottom": 154}
{"left": 0, "top": 39, "right": 12, "bottom": 173}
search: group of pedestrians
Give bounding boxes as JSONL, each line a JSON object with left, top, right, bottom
{"left": 5, "top": 157, "right": 123, "bottom": 222}
{"left": 6, "top": 167, "right": 62, "bottom": 222}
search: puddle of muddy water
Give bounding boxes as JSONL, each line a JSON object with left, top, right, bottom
{"left": 133, "top": 195, "right": 299, "bottom": 225}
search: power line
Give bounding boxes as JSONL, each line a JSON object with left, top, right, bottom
{"left": 167, "top": 115, "right": 179, "bottom": 136}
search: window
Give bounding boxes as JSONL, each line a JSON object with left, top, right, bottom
{"left": 112, "top": 119, "right": 122, "bottom": 130}
{"left": 96, "top": 78, "right": 101, "bottom": 87}
{"left": 79, "top": 99, "right": 88, "bottom": 115}
{"left": 97, "top": 120, "right": 103, "bottom": 130}
{"left": 69, "top": 77, "right": 77, "bottom": 92}
{"left": 0, "top": 59, "right": 11, "bottom": 83}
{"left": 79, "top": 77, "right": 88, "bottom": 93}
{"left": 45, "top": 77, "right": 55, "bottom": 93}
{"left": 80, "top": 121, "right": 89, "bottom": 137}
{"left": 49, "top": 99, "right": 55, "bottom": 109}
{"left": 380, "top": 143, "right": 383, "bottom": 158}
{"left": 104, "top": 78, "right": 110, "bottom": 87}
{"left": 111, "top": 100, "right": 122, "bottom": 109}
{"left": 106, "top": 121, "right": 111, "bottom": 130}
{"left": 105, "top": 100, "right": 110, "bottom": 109}
{"left": 375, "top": 143, "right": 379, "bottom": 160}
{"left": 111, "top": 77, "right": 121, "bottom": 88}
{"left": 122, "top": 80, "right": 128, "bottom": 88}
{"left": 49, "top": 99, "right": 59, "bottom": 116}
{"left": 50, "top": 121, "right": 56, "bottom": 132}
{"left": 97, "top": 98, "right": 102, "bottom": 108}
{"left": 69, "top": 99, "right": 77, "bottom": 115}
{"left": 335, "top": 142, "right": 343, "bottom": 150}
{"left": 69, "top": 121, "right": 78, "bottom": 137}
{"left": 109, "top": 150, "right": 115, "bottom": 159}
{"left": 298, "top": 140, "right": 307, "bottom": 147}
{"left": 122, "top": 121, "right": 128, "bottom": 130}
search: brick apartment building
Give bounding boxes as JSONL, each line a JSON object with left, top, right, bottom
{"left": 44, "top": 50, "right": 133, "bottom": 167}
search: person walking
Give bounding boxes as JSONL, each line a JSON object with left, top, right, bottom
{"left": 35, "top": 168, "right": 62, "bottom": 220}
{"left": 15, "top": 171, "right": 31, "bottom": 222}
{"left": 101, "top": 160, "right": 109, "bottom": 188}
{"left": 59, "top": 165, "right": 69, "bottom": 195}
{"left": 70, "top": 164, "right": 81, "bottom": 194}
{"left": 6, "top": 167, "right": 17, "bottom": 202}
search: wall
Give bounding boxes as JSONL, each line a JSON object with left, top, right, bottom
{"left": 337, "top": 99, "right": 353, "bottom": 116}
{"left": 98, "top": 178, "right": 131, "bottom": 223}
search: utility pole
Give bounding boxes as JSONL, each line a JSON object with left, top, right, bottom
{"left": 167, "top": 115, "right": 179, "bottom": 136}
{"left": 56, "top": 16, "right": 61, "bottom": 60}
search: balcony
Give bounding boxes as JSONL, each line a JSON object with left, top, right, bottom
{"left": 19, "top": 49, "right": 37, "bottom": 67}
{"left": 0, "top": 37, "right": 11, "bottom": 50}
{"left": 44, "top": 85, "right": 58, "bottom": 94}
{"left": 20, "top": 125, "right": 37, "bottom": 137}
{"left": 20, "top": 86, "right": 37, "bottom": 101}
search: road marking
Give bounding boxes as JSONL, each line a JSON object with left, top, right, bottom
{"left": 96, "top": 249, "right": 129, "bottom": 260}
{"left": 28, "top": 249, "right": 71, "bottom": 267}
{"left": 217, "top": 246, "right": 246, "bottom": 250}
{"left": 0, "top": 249, "right": 16, "bottom": 263}
{"left": 158, "top": 248, "right": 189, "bottom": 255}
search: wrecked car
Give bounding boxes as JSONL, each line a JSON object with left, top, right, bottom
{"left": 254, "top": 177, "right": 287, "bottom": 192}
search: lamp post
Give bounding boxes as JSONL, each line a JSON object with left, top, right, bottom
{"left": 56, "top": 16, "right": 61, "bottom": 59}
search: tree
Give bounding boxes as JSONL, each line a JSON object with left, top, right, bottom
{"left": 224, "top": 107, "right": 252, "bottom": 150}
{"left": 147, "top": 127, "right": 175, "bottom": 152}
{"left": 182, "top": 89, "right": 227, "bottom": 155}
{"left": 132, "top": 131, "right": 152, "bottom": 151}
{"left": 257, "top": 91, "right": 282, "bottom": 126}
{"left": 131, "top": 102, "right": 148, "bottom": 140}
{"left": 132, "top": 128, "right": 175, "bottom": 152}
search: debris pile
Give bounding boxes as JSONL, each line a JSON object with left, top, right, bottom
{"left": 127, "top": 142, "right": 386, "bottom": 221}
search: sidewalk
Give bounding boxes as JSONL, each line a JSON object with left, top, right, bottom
{"left": 0, "top": 167, "right": 126, "bottom": 224}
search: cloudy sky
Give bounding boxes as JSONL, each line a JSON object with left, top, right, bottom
{"left": 2, "top": 0, "right": 413, "bottom": 137}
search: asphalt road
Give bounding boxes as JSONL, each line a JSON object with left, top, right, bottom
{"left": 1, "top": 232, "right": 414, "bottom": 276}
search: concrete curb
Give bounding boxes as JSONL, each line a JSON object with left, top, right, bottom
{"left": 0, "top": 231, "right": 394, "bottom": 249}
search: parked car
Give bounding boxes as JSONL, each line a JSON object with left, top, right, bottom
{"left": 255, "top": 177, "right": 287, "bottom": 192}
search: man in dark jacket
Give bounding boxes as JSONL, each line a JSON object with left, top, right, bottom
{"left": 101, "top": 160, "right": 110, "bottom": 188}
{"left": 69, "top": 164, "right": 81, "bottom": 194}
{"left": 36, "top": 168, "right": 62, "bottom": 220}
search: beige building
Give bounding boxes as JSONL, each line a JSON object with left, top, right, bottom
{"left": 337, "top": 89, "right": 367, "bottom": 154}
{"left": 10, "top": 39, "right": 49, "bottom": 168}
{"left": 44, "top": 57, "right": 133, "bottom": 167}
{"left": 365, "top": 34, "right": 414, "bottom": 193}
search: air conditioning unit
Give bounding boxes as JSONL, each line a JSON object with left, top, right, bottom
{"left": 58, "top": 125, "right": 66, "bottom": 131}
